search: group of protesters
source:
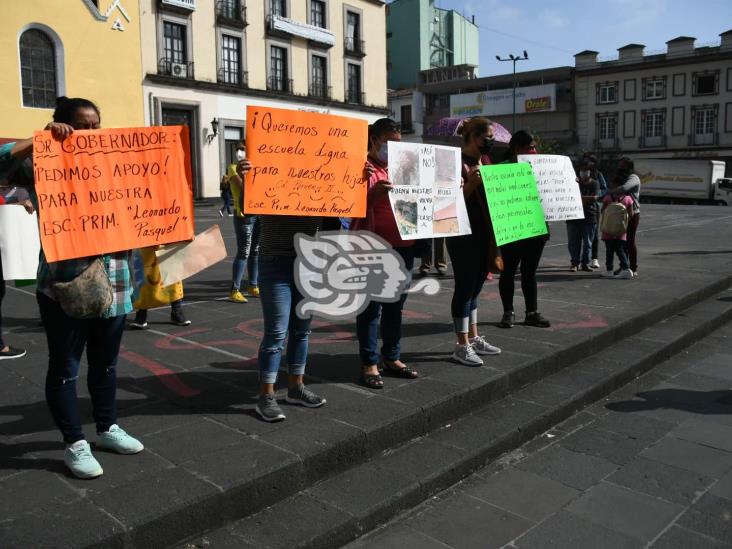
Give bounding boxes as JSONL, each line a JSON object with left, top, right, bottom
{"left": 0, "top": 96, "right": 643, "bottom": 479}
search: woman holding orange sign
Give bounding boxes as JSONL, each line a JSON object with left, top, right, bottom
{"left": 0, "top": 97, "right": 143, "bottom": 479}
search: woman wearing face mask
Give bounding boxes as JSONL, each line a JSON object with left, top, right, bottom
{"left": 566, "top": 160, "right": 600, "bottom": 272}
{"left": 498, "top": 130, "right": 550, "bottom": 329}
{"left": 226, "top": 140, "right": 260, "bottom": 303}
{"left": 609, "top": 157, "right": 640, "bottom": 276}
{"left": 351, "top": 118, "right": 418, "bottom": 388}
{"left": 0, "top": 96, "right": 143, "bottom": 479}
{"left": 446, "top": 117, "right": 502, "bottom": 367}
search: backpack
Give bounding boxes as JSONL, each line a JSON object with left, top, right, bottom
{"left": 600, "top": 200, "right": 629, "bottom": 237}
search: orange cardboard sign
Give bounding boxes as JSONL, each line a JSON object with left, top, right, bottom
{"left": 32, "top": 126, "right": 194, "bottom": 262}
{"left": 244, "top": 106, "right": 368, "bottom": 217}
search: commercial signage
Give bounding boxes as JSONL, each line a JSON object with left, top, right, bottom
{"left": 450, "top": 83, "right": 557, "bottom": 117}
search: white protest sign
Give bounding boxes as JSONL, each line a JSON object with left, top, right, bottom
{"left": 0, "top": 206, "right": 40, "bottom": 280}
{"left": 387, "top": 142, "right": 471, "bottom": 239}
{"left": 518, "top": 154, "right": 584, "bottom": 222}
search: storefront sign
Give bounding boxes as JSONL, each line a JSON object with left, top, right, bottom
{"left": 450, "top": 84, "right": 557, "bottom": 117}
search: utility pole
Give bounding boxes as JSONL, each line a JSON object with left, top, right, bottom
{"left": 496, "top": 51, "right": 529, "bottom": 132}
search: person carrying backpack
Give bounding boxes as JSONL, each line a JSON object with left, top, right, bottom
{"left": 600, "top": 191, "right": 634, "bottom": 279}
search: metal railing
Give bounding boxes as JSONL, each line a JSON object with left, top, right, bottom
{"left": 638, "top": 135, "right": 667, "bottom": 148}
{"left": 158, "top": 58, "right": 194, "bottom": 79}
{"left": 216, "top": 1, "right": 247, "bottom": 25}
{"left": 308, "top": 82, "right": 331, "bottom": 99}
{"left": 689, "top": 132, "right": 718, "bottom": 146}
{"left": 593, "top": 137, "right": 619, "bottom": 149}
{"left": 345, "top": 89, "right": 365, "bottom": 104}
{"left": 344, "top": 37, "right": 366, "bottom": 56}
{"left": 267, "top": 76, "right": 293, "bottom": 93}
{"left": 217, "top": 67, "right": 248, "bottom": 87}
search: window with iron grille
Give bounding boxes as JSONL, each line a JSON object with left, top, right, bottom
{"left": 270, "top": 45, "right": 287, "bottom": 90}
{"left": 347, "top": 63, "right": 361, "bottom": 102}
{"left": 19, "top": 29, "right": 57, "bottom": 108}
{"left": 311, "top": 55, "right": 327, "bottom": 96}
{"left": 346, "top": 11, "right": 360, "bottom": 50}
{"left": 219, "top": 0, "right": 240, "bottom": 20}
{"left": 311, "top": 0, "right": 326, "bottom": 28}
{"left": 163, "top": 21, "right": 187, "bottom": 64}
{"left": 221, "top": 35, "right": 241, "bottom": 84}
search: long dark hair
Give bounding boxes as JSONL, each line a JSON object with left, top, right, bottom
{"left": 52, "top": 96, "right": 100, "bottom": 125}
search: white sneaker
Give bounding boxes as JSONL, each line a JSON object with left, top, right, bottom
{"left": 590, "top": 259, "right": 600, "bottom": 269}
{"left": 452, "top": 343, "right": 484, "bottom": 366}
{"left": 601, "top": 270, "right": 615, "bottom": 278}
{"left": 617, "top": 269, "right": 633, "bottom": 279}
{"left": 470, "top": 335, "right": 501, "bottom": 356}
{"left": 64, "top": 440, "right": 103, "bottom": 479}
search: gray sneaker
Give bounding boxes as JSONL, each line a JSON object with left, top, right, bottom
{"left": 285, "top": 384, "right": 326, "bottom": 408}
{"left": 255, "top": 393, "right": 286, "bottom": 422}
{"left": 452, "top": 343, "right": 484, "bottom": 366}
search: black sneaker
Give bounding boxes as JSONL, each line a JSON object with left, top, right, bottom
{"left": 0, "top": 347, "right": 27, "bottom": 360}
{"left": 171, "top": 309, "right": 191, "bottom": 326}
{"left": 255, "top": 393, "right": 286, "bottom": 422}
{"left": 525, "top": 312, "right": 551, "bottom": 328}
{"left": 580, "top": 264, "right": 592, "bottom": 272}
{"left": 499, "top": 311, "right": 515, "bottom": 329}
{"left": 285, "top": 384, "right": 326, "bottom": 408}
{"left": 129, "top": 310, "right": 148, "bottom": 329}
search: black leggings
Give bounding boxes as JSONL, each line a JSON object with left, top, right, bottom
{"left": 499, "top": 237, "right": 546, "bottom": 313}
{"left": 447, "top": 235, "right": 489, "bottom": 332}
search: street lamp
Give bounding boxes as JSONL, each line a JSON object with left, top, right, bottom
{"left": 496, "top": 50, "right": 529, "bottom": 132}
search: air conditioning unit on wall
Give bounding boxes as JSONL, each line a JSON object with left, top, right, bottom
{"left": 171, "top": 62, "right": 187, "bottom": 77}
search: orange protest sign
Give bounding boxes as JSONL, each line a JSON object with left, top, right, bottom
{"left": 244, "top": 106, "right": 368, "bottom": 217}
{"left": 32, "top": 126, "right": 194, "bottom": 262}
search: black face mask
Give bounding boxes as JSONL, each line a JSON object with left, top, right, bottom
{"left": 478, "top": 139, "right": 494, "bottom": 155}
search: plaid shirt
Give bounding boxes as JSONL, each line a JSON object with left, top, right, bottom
{"left": 0, "top": 143, "right": 133, "bottom": 318}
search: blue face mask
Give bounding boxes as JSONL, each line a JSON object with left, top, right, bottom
{"left": 377, "top": 142, "right": 389, "bottom": 164}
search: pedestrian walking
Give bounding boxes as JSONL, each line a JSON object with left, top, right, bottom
{"left": 0, "top": 97, "right": 143, "bottom": 479}
{"left": 351, "top": 118, "right": 418, "bottom": 388}
{"left": 219, "top": 174, "right": 233, "bottom": 217}
{"left": 446, "top": 117, "right": 502, "bottom": 366}
{"left": 498, "top": 131, "right": 551, "bottom": 329}
{"left": 566, "top": 159, "right": 600, "bottom": 272}
{"left": 609, "top": 157, "right": 641, "bottom": 276}
{"left": 226, "top": 140, "right": 260, "bottom": 303}
{"left": 234, "top": 160, "right": 326, "bottom": 422}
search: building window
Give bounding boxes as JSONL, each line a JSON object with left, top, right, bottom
{"left": 346, "top": 63, "right": 362, "bottom": 103}
{"left": 693, "top": 107, "right": 716, "bottom": 145}
{"left": 401, "top": 105, "right": 413, "bottom": 132}
{"left": 220, "top": 34, "right": 241, "bottom": 85}
{"left": 598, "top": 115, "right": 617, "bottom": 140}
{"left": 311, "top": 0, "right": 326, "bottom": 28}
{"left": 269, "top": 45, "right": 289, "bottom": 91}
{"left": 19, "top": 29, "right": 57, "bottom": 108}
{"left": 641, "top": 109, "right": 666, "bottom": 147}
{"left": 163, "top": 21, "right": 187, "bottom": 63}
{"left": 310, "top": 55, "right": 327, "bottom": 98}
{"left": 345, "top": 11, "right": 361, "bottom": 52}
{"left": 271, "top": 0, "right": 286, "bottom": 17}
{"left": 643, "top": 77, "right": 665, "bottom": 100}
{"left": 645, "top": 111, "right": 664, "bottom": 137}
{"left": 217, "top": 0, "right": 243, "bottom": 22}
{"left": 597, "top": 82, "right": 617, "bottom": 104}
{"left": 693, "top": 71, "right": 718, "bottom": 96}
{"left": 224, "top": 126, "right": 244, "bottom": 167}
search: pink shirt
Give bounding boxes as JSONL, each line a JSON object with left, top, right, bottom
{"left": 351, "top": 157, "right": 413, "bottom": 248}
{"left": 601, "top": 194, "right": 634, "bottom": 241}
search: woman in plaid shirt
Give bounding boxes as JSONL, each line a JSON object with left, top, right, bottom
{"left": 1, "top": 97, "right": 143, "bottom": 479}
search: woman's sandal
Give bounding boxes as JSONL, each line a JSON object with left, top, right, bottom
{"left": 361, "top": 371, "right": 384, "bottom": 389}
{"left": 382, "top": 361, "right": 419, "bottom": 379}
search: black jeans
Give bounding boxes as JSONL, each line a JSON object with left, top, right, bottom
{"left": 38, "top": 292, "right": 125, "bottom": 444}
{"left": 447, "top": 234, "right": 490, "bottom": 332}
{"left": 499, "top": 237, "right": 546, "bottom": 313}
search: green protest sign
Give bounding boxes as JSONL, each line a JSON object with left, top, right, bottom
{"left": 479, "top": 163, "right": 548, "bottom": 246}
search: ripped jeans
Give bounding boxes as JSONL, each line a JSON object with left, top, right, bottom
{"left": 37, "top": 292, "right": 125, "bottom": 444}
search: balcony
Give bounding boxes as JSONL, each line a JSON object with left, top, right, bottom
{"left": 217, "top": 67, "right": 248, "bottom": 88}
{"left": 594, "top": 137, "right": 619, "bottom": 149}
{"left": 346, "top": 89, "right": 365, "bottom": 105}
{"left": 344, "top": 37, "right": 366, "bottom": 57}
{"left": 308, "top": 82, "right": 331, "bottom": 100}
{"left": 158, "top": 58, "right": 195, "bottom": 79}
{"left": 639, "top": 135, "right": 667, "bottom": 148}
{"left": 216, "top": 1, "right": 247, "bottom": 27}
{"left": 266, "top": 13, "right": 335, "bottom": 47}
{"left": 267, "top": 76, "right": 294, "bottom": 94}
{"left": 689, "top": 132, "right": 719, "bottom": 146}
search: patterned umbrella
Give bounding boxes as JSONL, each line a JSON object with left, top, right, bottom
{"left": 425, "top": 117, "right": 512, "bottom": 143}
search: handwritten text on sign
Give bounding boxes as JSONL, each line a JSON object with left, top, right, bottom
{"left": 479, "top": 163, "right": 548, "bottom": 246}
{"left": 33, "top": 126, "right": 194, "bottom": 262}
{"left": 517, "top": 154, "right": 584, "bottom": 222}
{"left": 244, "top": 106, "right": 367, "bottom": 217}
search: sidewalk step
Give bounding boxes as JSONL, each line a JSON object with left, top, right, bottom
{"left": 181, "top": 290, "right": 732, "bottom": 549}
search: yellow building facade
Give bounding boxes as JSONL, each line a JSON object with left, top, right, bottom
{"left": 0, "top": 0, "right": 145, "bottom": 140}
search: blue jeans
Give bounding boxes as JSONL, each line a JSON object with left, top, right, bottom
{"left": 605, "top": 239, "right": 629, "bottom": 271}
{"left": 257, "top": 256, "right": 311, "bottom": 385}
{"left": 37, "top": 292, "right": 125, "bottom": 444}
{"left": 566, "top": 220, "right": 597, "bottom": 266}
{"left": 232, "top": 215, "right": 260, "bottom": 290}
{"left": 356, "top": 246, "right": 414, "bottom": 365}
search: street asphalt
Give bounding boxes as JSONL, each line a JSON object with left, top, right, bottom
{"left": 1, "top": 203, "right": 732, "bottom": 548}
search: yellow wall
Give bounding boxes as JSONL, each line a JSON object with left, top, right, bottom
{"left": 0, "top": 0, "right": 144, "bottom": 138}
